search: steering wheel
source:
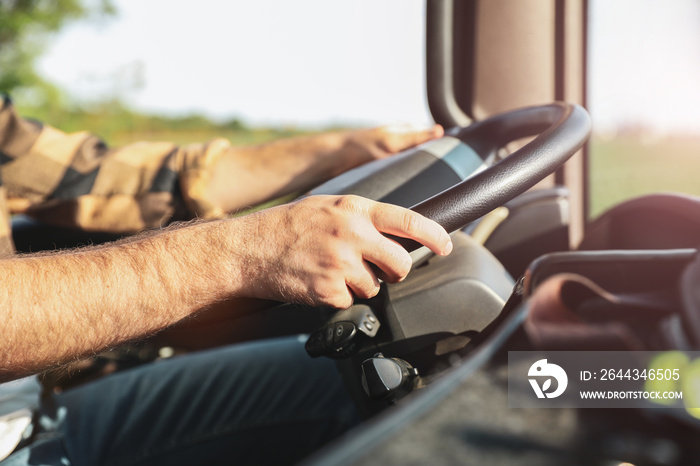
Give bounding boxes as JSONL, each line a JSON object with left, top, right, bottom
{"left": 304, "top": 102, "right": 591, "bottom": 361}
{"left": 393, "top": 102, "right": 591, "bottom": 250}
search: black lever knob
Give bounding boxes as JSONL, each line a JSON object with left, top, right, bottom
{"left": 361, "top": 354, "right": 419, "bottom": 402}
{"left": 305, "top": 305, "right": 379, "bottom": 358}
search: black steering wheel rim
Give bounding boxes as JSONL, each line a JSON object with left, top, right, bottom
{"left": 396, "top": 102, "right": 591, "bottom": 251}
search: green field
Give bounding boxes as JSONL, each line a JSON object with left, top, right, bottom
{"left": 16, "top": 104, "right": 312, "bottom": 150}
{"left": 589, "top": 135, "right": 700, "bottom": 219}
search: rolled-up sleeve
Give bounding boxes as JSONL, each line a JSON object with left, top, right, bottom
{"left": 0, "top": 95, "right": 231, "bottom": 239}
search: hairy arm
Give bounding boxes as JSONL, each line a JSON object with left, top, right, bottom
{"left": 0, "top": 195, "right": 451, "bottom": 381}
{"left": 0, "top": 220, "right": 245, "bottom": 381}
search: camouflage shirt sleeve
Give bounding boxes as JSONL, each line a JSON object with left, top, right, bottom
{"left": 0, "top": 95, "right": 232, "bottom": 256}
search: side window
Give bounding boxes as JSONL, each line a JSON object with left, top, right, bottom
{"left": 588, "top": 0, "right": 700, "bottom": 218}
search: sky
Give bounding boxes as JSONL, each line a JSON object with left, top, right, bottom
{"left": 39, "top": 0, "right": 429, "bottom": 128}
{"left": 588, "top": 0, "right": 700, "bottom": 134}
{"left": 37, "top": 0, "right": 700, "bottom": 133}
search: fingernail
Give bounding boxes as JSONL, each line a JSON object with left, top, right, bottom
{"left": 442, "top": 240, "right": 453, "bottom": 256}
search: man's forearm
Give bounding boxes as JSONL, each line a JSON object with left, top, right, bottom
{"left": 204, "top": 131, "right": 353, "bottom": 212}
{"left": 0, "top": 194, "right": 452, "bottom": 382}
{"left": 0, "top": 220, "right": 244, "bottom": 381}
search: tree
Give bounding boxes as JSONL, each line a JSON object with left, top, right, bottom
{"left": 0, "top": 0, "right": 115, "bottom": 105}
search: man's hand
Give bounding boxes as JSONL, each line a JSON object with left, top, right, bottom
{"left": 337, "top": 124, "right": 445, "bottom": 171}
{"left": 232, "top": 195, "right": 452, "bottom": 309}
{"left": 199, "top": 124, "right": 444, "bottom": 215}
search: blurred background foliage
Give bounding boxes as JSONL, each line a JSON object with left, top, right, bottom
{"left": 1, "top": 0, "right": 115, "bottom": 112}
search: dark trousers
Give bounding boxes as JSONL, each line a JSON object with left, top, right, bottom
{"left": 2, "top": 336, "right": 360, "bottom": 466}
